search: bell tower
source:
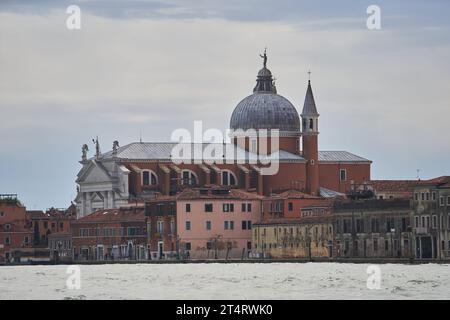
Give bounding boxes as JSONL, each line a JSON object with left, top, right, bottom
{"left": 301, "top": 75, "right": 319, "bottom": 195}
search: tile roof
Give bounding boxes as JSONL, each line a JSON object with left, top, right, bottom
{"left": 369, "top": 180, "right": 419, "bottom": 192}
{"left": 74, "top": 207, "right": 146, "bottom": 223}
{"left": 271, "top": 189, "right": 322, "bottom": 199}
{"left": 176, "top": 187, "right": 264, "bottom": 200}
{"left": 318, "top": 151, "right": 371, "bottom": 163}
{"left": 319, "top": 187, "right": 346, "bottom": 198}
{"left": 99, "top": 142, "right": 306, "bottom": 162}
{"left": 96, "top": 142, "right": 370, "bottom": 163}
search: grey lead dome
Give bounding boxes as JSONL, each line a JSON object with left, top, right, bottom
{"left": 229, "top": 66, "right": 300, "bottom": 133}
{"left": 230, "top": 93, "right": 300, "bottom": 132}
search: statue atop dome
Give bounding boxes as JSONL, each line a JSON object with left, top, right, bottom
{"left": 259, "top": 48, "right": 267, "bottom": 68}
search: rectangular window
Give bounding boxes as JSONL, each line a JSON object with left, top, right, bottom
{"left": 185, "top": 221, "right": 191, "bottom": 231}
{"left": 247, "top": 241, "right": 252, "bottom": 250}
{"left": 205, "top": 203, "right": 213, "bottom": 212}
{"left": 185, "top": 242, "right": 191, "bottom": 251}
{"left": 414, "top": 193, "right": 418, "bottom": 201}
{"left": 288, "top": 202, "right": 293, "bottom": 211}
{"left": 426, "top": 216, "right": 430, "bottom": 228}
{"left": 241, "top": 203, "right": 246, "bottom": 212}
{"left": 230, "top": 204, "right": 234, "bottom": 212}
{"left": 247, "top": 203, "right": 252, "bottom": 212}
{"left": 421, "top": 193, "right": 425, "bottom": 201}
{"left": 230, "top": 221, "right": 234, "bottom": 230}
{"left": 415, "top": 216, "right": 419, "bottom": 228}
{"left": 250, "top": 138, "right": 257, "bottom": 153}
{"left": 401, "top": 217, "right": 408, "bottom": 232}
{"left": 157, "top": 221, "right": 164, "bottom": 234}
{"left": 387, "top": 217, "right": 395, "bottom": 232}
{"left": 447, "top": 197, "right": 450, "bottom": 206}
{"left": 432, "top": 215, "right": 437, "bottom": 229}
{"left": 356, "top": 219, "right": 364, "bottom": 233}
{"left": 185, "top": 204, "right": 191, "bottom": 213}
{"left": 5, "top": 237, "right": 10, "bottom": 245}
{"left": 371, "top": 218, "right": 380, "bottom": 233}
{"left": 223, "top": 203, "right": 229, "bottom": 212}
{"left": 224, "top": 221, "right": 229, "bottom": 230}
{"left": 432, "top": 192, "right": 437, "bottom": 201}
{"left": 339, "top": 169, "right": 347, "bottom": 181}
{"left": 241, "top": 221, "right": 251, "bottom": 230}
{"left": 206, "top": 221, "right": 211, "bottom": 230}
{"left": 343, "top": 219, "right": 351, "bottom": 233}
{"left": 426, "top": 193, "right": 430, "bottom": 201}
{"left": 127, "top": 227, "right": 138, "bottom": 236}
{"left": 440, "top": 197, "right": 445, "bottom": 206}
{"left": 206, "top": 242, "right": 212, "bottom": 250}
{"left": 373, "top": 239, "right": 378, "bottom": 252}
{"left": 80, "top": 228, "right": 89, "bottom": 237}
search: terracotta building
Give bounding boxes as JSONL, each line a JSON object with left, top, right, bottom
{"left": 0, "top": 194, "right": 33, "bottom": 263}
{"left": 27, "top": 206, "right": 75, "bottom": 247}
{"left": 71, "top": 207, "right": 148, "bottom": 261}
{"left": 144, "top": 197, "right": 177, "bottom": 259}
{"left": 74, "top": 53, "right": 371, "bottom": 218}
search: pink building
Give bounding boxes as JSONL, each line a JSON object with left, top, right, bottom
{"left": 176, "top": 187, "right": 263, "bottom": 259}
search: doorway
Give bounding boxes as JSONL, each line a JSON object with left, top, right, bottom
{"left": 158, "top": 241, "right": 164, "bottom": 259}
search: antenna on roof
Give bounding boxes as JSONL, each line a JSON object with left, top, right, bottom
{"left": 416, "top": 169, "right": 421, "bottom": 181}
{"left": 139, "top": 130, "right": 142, "bottom": 143}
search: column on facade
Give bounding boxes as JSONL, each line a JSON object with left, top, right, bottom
{"left": 237, "top": 164, "right": 250, "bottom": 191}
{"left": 198, "top": 164, "right": 211, "bottom": 186}
{"left": 209, "top": 164, "right": 222, "bottom": 186}
{"left": 158, "top": 164, "right": 171, "bottom": 195}
{"left": 170, "top": 164, "right": 182, "bottom": 190}
{"left": 250, "top": 165, "right": 264, "bottom": 195}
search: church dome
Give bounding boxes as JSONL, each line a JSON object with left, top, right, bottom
{"left": 230, "top": 53, "right": 300, "bottom": 135}
{"left": 230, "top": 92, "right": 300, "bottom": 133}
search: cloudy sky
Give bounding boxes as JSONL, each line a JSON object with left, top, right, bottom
{"left": 0, "top": 0, "right": 449, "bottom": 209}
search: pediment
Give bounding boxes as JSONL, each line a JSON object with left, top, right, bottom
{"left": 77, "top": 160, "right": 112, "bottom": 184}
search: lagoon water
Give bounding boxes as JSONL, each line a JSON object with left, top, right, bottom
{"left": 0, "top": 263, "right": 449, "bottom": 300}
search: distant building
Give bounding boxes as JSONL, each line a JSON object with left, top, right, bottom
{"left": 252, "top": 208, "right": 333, "bottom": 259}
{"left": 412, "top": 176, "right": 450, "bottom": 259}
{"left": 75, "top": 53, "right": 371, "bottom": 218}
{"left": 0, "top": 194, "right": 33, "bottom": 263}
{"left": 333, "top": 199, "right": 413, "bottom": 258}
{"left": 48, "top": 232, "right": 73, "bottom": 263}
{"left": 144, "top": 197, "right": 177, "bottom": 259}
{"left": 175, "top": 187, "right": 263, "bottom": 259}
{"left": 27, "top": 206, "right": 75, "bottom": 248}
{"left": 71, "top": 207, "right": 148, "bottom": 261}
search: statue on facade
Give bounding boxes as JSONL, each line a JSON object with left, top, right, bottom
{"left": 81, "top": 144, "right": 89, "bottom": 161}
{"left": 92, "top": 136, "right": 101, "bottom": 159}
{"left": 260, "top": 48, "right": 267, "bottom": 68}
{"left": 112, "top": 140, "right": 119, "bottom": 156}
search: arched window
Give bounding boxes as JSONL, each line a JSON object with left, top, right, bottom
{"left": 222, "top": 170, "right": 237, "bottom": 186}
{"left": 182, "top": 170, "right": 198, "bottom": 186}
{"left": 309, "top": 119, "right": 314, "bottom": 130}
{"left": 142, "top": 170, "right": 158, "bottom": 186}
